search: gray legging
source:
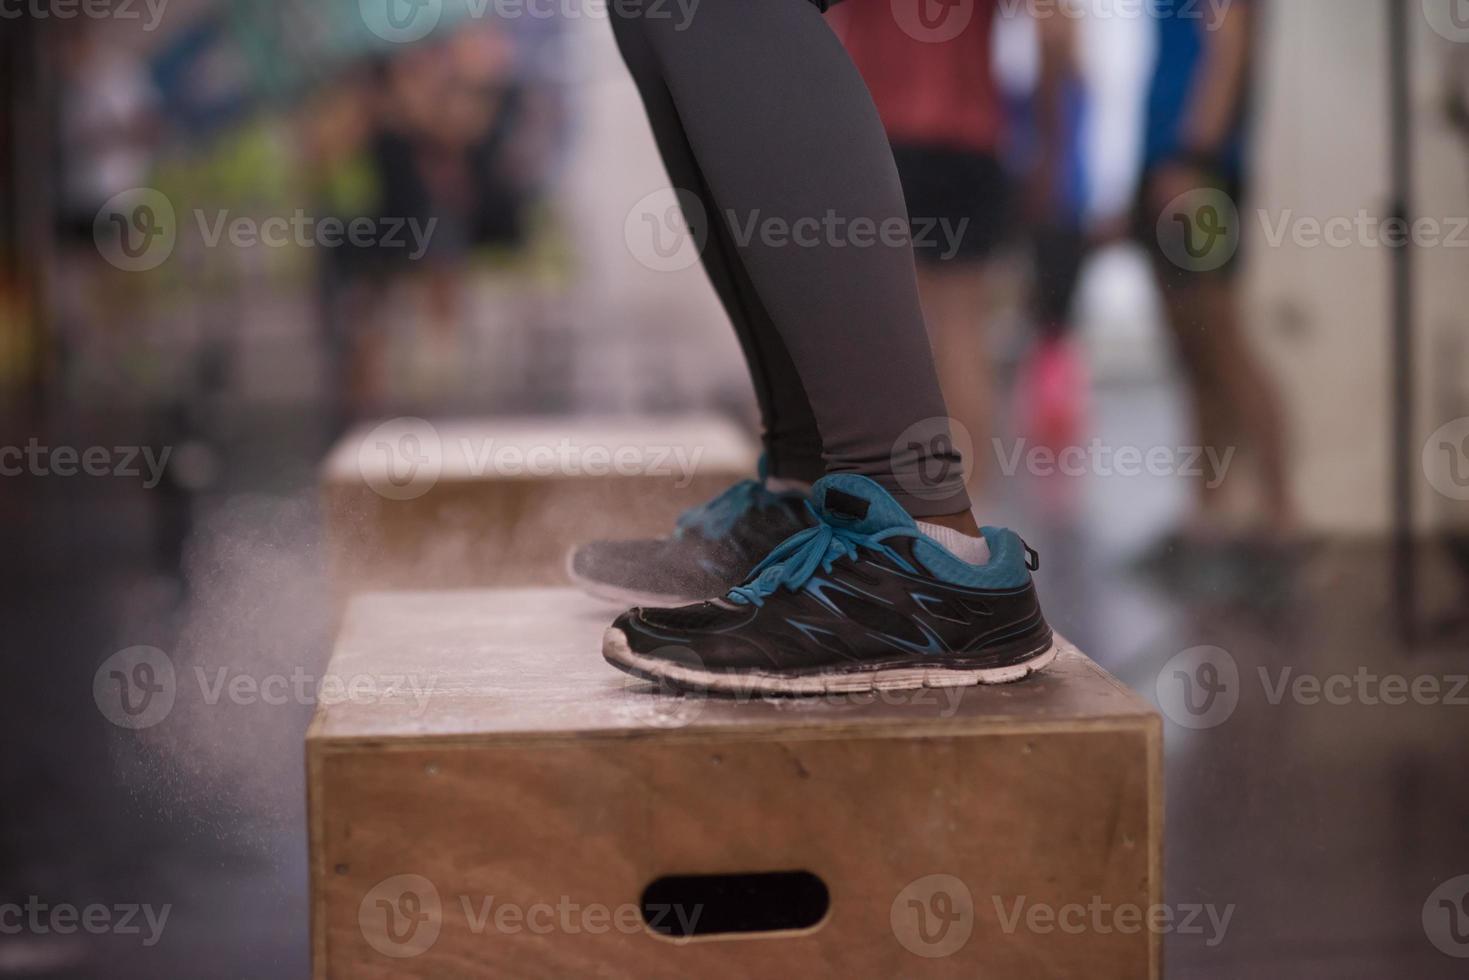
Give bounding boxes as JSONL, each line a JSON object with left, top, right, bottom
{"left": 610, "top": 0, "right": 970, "bottom": 518}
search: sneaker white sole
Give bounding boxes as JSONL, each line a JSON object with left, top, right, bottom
{"left": 603, "top": 626, "right": 1058, "bottom": 696}
{"left": 564, "top": 548, "right": 704, "bottom": 609}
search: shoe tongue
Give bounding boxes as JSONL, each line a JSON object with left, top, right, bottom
{"left": 808, "top": 474, "right": 917, "bottom": 536}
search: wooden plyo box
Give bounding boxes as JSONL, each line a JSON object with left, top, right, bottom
{"left": 308, "top": 590, "right": 1162, "bottom": 979}
{"left": 321, "top": 415, "right": 758, "bottom": 594}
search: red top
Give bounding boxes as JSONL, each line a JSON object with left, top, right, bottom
{"left": 830, "top": 0, "right": 1002, "bottom": 155}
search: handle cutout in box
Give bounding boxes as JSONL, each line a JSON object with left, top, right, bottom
{"left": 640, "top": 870, "right": 829, "bottom": 939}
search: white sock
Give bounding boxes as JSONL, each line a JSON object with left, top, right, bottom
{"left": 765, "top": 476, "right": 813, "bottom": 495}
{"left": 918, "top": 520, "right": 991, "bottom": 566}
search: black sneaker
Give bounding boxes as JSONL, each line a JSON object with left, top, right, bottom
{"left": 602, "top": 474, "right": 1056, "bottom": 695}
{"left": 567, "top": 468, "right": 814, "bottom": 606}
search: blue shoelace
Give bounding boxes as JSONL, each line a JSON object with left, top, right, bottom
{"left": 727, "top": 513, "right": 905, "bottom": 607}
{"left": 674, "top": 479, "right": 775, "bottom": 540}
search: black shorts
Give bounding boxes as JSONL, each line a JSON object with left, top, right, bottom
{"left": 1133, "top": 165, "right": 1249, "bottom": 278}
{"left": 891, "top": 144, "right": 1011, "bottom": 266}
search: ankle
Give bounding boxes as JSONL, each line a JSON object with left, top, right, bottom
{"left": 922, "top": 509, "right": 981, "bottom": 537}
{"left": 765, "top": 475, "right": 813, "bottom": 495}
{"left": 917, "top": 516, "right": 991, "bottom": 565}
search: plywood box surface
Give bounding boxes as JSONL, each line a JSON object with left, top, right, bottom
{"left": 309, "top": 589, "right": 1162, "bottom": 979}
{"left": 321, "top": 415, "right": 758, "bottom": 594}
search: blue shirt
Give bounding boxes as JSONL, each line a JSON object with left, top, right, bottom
{"left": 1143, "top": 0, "right": 1250, "bottom": 176}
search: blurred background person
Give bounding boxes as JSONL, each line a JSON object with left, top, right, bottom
{"left": 1134, "top": 0, "right": 1295, "bottom": 555}
{"left": 300, "top": 63, "right": 383, "bottom": 424}
{"left": 304, "top": 22, "right": 555, "bottom": 423}
{"left": 54, "top": 23, "right": 162, "bottom": 394}
{"left": 1011, "top": 4, "right": 1095, "bottom": 456}
{"left": 370, "top": 27, "right": 529, "bottom": 400}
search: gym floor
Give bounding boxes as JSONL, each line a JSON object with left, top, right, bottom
{"left": 4, "top": 372, "right": 1466, "bottom": 980}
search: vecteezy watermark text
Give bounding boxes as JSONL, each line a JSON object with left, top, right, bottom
{"left": 889, "top": 873, "right": 1233, "bottom": 959}
{"left": 722, "top": 210, "right": 969, "bottom": 261}
{"left": 996, "top": 0, "right": 1234, "bottom": 30}
{"left": 993, "top": 438, "right": 1235, "bottom": 487}
{"left": 1157, "top": 187, "right": 1469, "bottom": 272}
{"left": 0, "top": 440, "right": 170, "bottom": 488}
{"left": 94, "top": 189, "right": 438, "bottom": 272}
{"left": 93, "top": 645, "right": 437, "bottom": 730}
{"left": 358, "top": 0, "right": 701, "bottom": 45}
{"left": 1257, "top": 209, "right": 1469, "bottom": 251}
{"left": 0, "top": 0, "right": 169, "bottom": 30}
{"left": 623, "top": 188, "right": 971, "bottom": 272}
{"left": 1155, "top": 645, "right": 1469, "bottom": 730}
{"left": 358, "top": 875, "right": 702, "bottom": 958}
{"left": 355, "top": 417, "right": 709, "bottom": 501}
{"left": 0, "top": 897, "right": 170, "bottom": 948}
{"left": 193, "top": 210, "right": 436, "bottom": 258}
{"left": 991, "top": 895, "right": 1234, "bottom": 948}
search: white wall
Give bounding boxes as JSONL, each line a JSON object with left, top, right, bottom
{"left": 1247, "top": 0, "right": 1469, "bottom": 533}
{"left": 553, "top": 18, "right": 750, "bottom": 417}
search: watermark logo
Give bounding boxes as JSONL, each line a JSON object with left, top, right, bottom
{"left": 625, "top": 187, "right": 707, "bottom": 273}
{"left": 721, "top": 210, "right": 960, "bottom": 258}
{"left": 360, "top": 874, "right": 443, "bottom": 958}
{"left": 192, "top": 666, "right": 437, "bottom": 712}
{"left": 1157, "top": 188, "right": 1240, "bottom": 272}
{"left": 1155, "top": 645, "right": 1239, "bottom": 729}
{"left": 94, "top": 648, "right": 437, "bottom": 725}
{"left": 357, "top": 417, "right": 444, "bottom": 501}
{"left": 93, "top": 646, "right": 176, "bottom": 730}
{"left": 464, "top": 895, "right": 694, "bottom": 937}
{"left": 1423, "top": 875, "right": 1469, "bottom": 958}
{"left": 193, "top": 209, "right": 436, "bottom": 257}
{"left": 1424, "top": 0, "right": 1469, "bottom": 43}
{"left": 0, "top": 440, "right": 171, "bottom": 487}
{"left": 997, "top": 0, "right": 1233, "bottom": 30}
{"left": 626, "top": 192, "right": 964, "bottom": 270}
{"left": 992, "top": 438, "right": 1235, "bottom": 486}
{"left": 0, "top": 0, "right": 171, "bottom": 31}
{"left": 1423, "top": 417, "right": 1469, "bottom": 501}
{"left": 891, "top": 874, "right": 974, "bottom": 958}
{"left": 992, "top": 895, "right": 1234, "bottom": 947}
{"left": 359, "top": 877, "right": 695, "bottom": 948}
{"left": 94, "top": 188, "right": 175, "bottom": 272}
{"left": 1152, "top": 655, "right": 1468, "bottom": 728}
{"left": 891, "top": 417, "right": 974, "bottom": 503}
{"left": 1257, "top": 209, "right": 1469, "bottom": 251}
{"left": 354, "top": 419, "right": 711, "bottom": 500}
{"left": 892, "top": 0, "right": 975, "bottom": 43}
{"left": 361, "top": 0, "right": 443, "bottom": 43}
{"left": 361, "top": 0, "right": 699, "bottom": 49}
{"left": 96, "top": 195, "right": 437, "bottom": 272}
{"left": 1258, "top": 667, "right": 1469, "bottom": 708}
{"left": 0, "top": 897, "right": 171, "bottom": 947}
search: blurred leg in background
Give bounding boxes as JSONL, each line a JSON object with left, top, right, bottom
{"left": 1138, "top": 0, "right": 1293, "bottom": 541}
{"left": 1021, "top": 223, "right": 1091, "bottom": 453}
{"left": 1015, "top": 8, "right": 1092, "bottom": 459}
{"left": 1148, "top": 223, "right": 1293, "bottom": 537}
{"left": 898, "top": 146, "right": 1009, "bottom": 496}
